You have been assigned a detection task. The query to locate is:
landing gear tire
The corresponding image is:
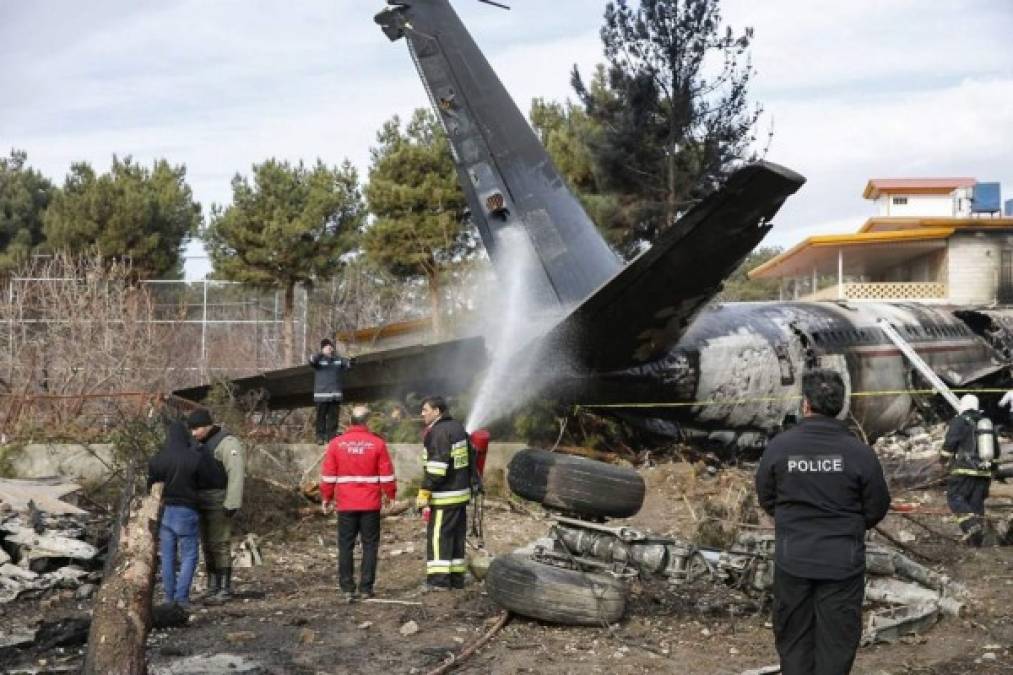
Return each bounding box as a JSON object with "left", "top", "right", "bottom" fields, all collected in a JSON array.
[
  {"left": 485, "top": 553, "right": 628, "bottom": 626},
  {"left": 507, "top": 448, "right": 646, "bottom": 519}
]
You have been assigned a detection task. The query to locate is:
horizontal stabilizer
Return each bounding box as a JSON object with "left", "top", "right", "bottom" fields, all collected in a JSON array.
[{"left": 542, "top": 161, "right": 806, "bottom": 372}]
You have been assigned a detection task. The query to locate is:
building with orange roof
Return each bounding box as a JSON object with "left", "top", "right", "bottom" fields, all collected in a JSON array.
[{"left": 749, "top": 178, "right": 1013, "bottom": 304}]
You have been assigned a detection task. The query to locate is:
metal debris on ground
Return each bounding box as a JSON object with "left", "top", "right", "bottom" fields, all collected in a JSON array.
[
  {"left": 0, "top": 477, "right": 88, "bottom": 515},
  {"left": 0, "top": 504, "right": 100, "bottom": 604},
  {"left": 502, "top": 506, "right": 971, "bottom": 645}
]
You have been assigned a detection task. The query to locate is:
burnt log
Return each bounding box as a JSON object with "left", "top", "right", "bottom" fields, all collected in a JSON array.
[{"left": 83, "top": 482, "right": 163, "bottom": 675}]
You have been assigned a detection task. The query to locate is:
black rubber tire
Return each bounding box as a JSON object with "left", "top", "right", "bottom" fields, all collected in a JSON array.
[
  {"left": 485, "top": 554, "right": 627, "bottom": 626},
  {"left": 507, "top": 448, "right": 646, "bottom": 518}
]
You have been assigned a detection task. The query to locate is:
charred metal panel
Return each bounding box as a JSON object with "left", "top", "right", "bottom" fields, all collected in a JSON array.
[{"left": 374, "top": 0, "right": 621, "bottom": 309}]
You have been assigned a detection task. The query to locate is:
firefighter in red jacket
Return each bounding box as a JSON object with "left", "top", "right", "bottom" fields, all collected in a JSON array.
[
  {"left": 320, "top": 405, "right": 396, "bottom": 602},
  {"left": 416, "top": 396, "right": 472, "bottom": 591}
]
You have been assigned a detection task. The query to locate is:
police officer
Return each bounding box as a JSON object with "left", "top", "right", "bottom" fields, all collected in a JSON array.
[
  {"left": 940, "top": 394, "right": 997, "bottom": 546},
  {"left": 755, "top": 369, "right": 891, "bottom": 675},
  {"left": 415, "top": 396, "right": 471, "bottom": 591},
  {"left": 309, "top": 338, "right": 352, "bottom": 444}
]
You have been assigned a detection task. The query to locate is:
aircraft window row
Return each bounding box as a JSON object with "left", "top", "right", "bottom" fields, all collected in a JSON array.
[
  {"left": 912, "top": 324, "right": 966, "bottom": 338},
  {"left": 809, "top": 323, "right": 967, "bottom": 345},
  {"left": 811, "top": 328, "right": 882, "bottom": 345}
]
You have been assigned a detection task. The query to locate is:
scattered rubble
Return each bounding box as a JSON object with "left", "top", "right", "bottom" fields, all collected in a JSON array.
[
  {"left": 0, "top": 483, "right": 102, "bottom": 604},
  {"left": 872, "top": 424, "right": 948, "bottom": 488},
  {"left": 0, "top": 477, "right": 88, "bottom": 515},
  {"left": 150, "top": 653, "right": 263, "bottom": 674},
  {"left": 0, "top": 455, "right": 1008, "bottom": 673}
]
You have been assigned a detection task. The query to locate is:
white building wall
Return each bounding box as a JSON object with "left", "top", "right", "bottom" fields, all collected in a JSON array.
[
  {"left": 953, "top": 186, "right": 974, "bottom": 217},
  {"left": 946, "top": 233, "right": 1000, "bottom": 304},
  {"left": 879, "top": 193, "right": 956, "bottom": 217}
]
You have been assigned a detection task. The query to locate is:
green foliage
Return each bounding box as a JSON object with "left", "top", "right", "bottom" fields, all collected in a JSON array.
[
  {"left": 363, "top": 109, "right": 476, "bottom": 335},
  {"left": 529, "top": 92, "right": 630, "bottom": 251},
  {"left": 43, "top": 156, "right": 201, "bottom": 279},
  {"left": 715, "top": 245, "right": 784, "bottom": 302},
  {"left": 529, "top": 98, "right": 598, "bottom": 193},
  {"left": 200, "top": 381, "right": 251, "bottom": 433},
  {"left": 108, "top": 415, "right": 166, "bottom": 469},
  {"left": 510, "top": 399, "right": 565, "bottom": 446},
  {"left": 571, "top": 0, "right": 766, "bottom": 259},
  {"left": 0, "top": 149, "right": 54, "bottom": 275},
  {"left": 204, "top": 157, "right": 363, "bottom": 363},
  {"left": 366, "top": 400, "right": 424, "bottom": 443},
  {"left": 205, "top": 158, "right": 363, "bottom": 289},
  {"left": 0, "top": 443, "right": 25, "bottom": 478}
]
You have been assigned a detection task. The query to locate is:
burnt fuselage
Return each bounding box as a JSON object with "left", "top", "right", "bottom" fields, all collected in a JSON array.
[{"left": 579, "top": 301, "right": 1008, "bottom": 443}]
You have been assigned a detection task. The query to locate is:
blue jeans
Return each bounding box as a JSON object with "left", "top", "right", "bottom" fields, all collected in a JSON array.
[{"left": 160, "top": 505, "right": 200, "bottom": 604}]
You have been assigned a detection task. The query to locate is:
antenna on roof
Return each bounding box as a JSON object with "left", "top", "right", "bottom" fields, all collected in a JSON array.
[{"left": 477, "top": 0, "right": 511, "bottom": 9}]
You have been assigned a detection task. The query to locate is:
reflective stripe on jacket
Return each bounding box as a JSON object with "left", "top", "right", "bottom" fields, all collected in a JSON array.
[
  {"left": 309, "top": 353, "right": 351, "bottom": 401},
  {"left": 422, "top": 416, "right": 471, "bottom": 507},
  {"left": 320, "top": 426, "right": 396, "bottom": 511}
]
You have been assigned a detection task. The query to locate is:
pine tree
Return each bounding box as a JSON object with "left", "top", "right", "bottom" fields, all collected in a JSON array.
[
  {"left": 0, "top": 149, "right": 55, "bottom": 274},
  {"left": 363, "top": 109, "right": 475, "bottom": 338},
  {"left": 43, "top": 156, "right": 201, "bottom": 279},
  {"left": 204, "top": 159, "right": 363, "bottom": 365},
  {"left": 572, "top": 0, "right": 767, "bottom": 259}
]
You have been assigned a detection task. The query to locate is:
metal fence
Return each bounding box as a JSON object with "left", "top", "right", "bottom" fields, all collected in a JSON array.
[{"left": 5, "top": 277, "right": 323, "bottom": 391}]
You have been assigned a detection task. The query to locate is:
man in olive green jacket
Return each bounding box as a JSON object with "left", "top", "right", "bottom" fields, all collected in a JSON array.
[{"left": 188, "top": 408, "right": 246, "bottom": 603}]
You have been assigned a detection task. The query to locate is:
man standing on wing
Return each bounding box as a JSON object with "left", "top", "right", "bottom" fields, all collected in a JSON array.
[
  {"left": 309, "top": 338, "right": 352, "bottom": 444},
  {"left": 755, "top": 369, "right": 891, "bottom": 675},
  {"left": 320, "top": 405, "right": 396, "bottom": 602}
]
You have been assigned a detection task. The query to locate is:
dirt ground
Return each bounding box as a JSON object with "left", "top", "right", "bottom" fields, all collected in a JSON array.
[{"left": 2, "top": 463, "right": 1012, "bottom": 674}]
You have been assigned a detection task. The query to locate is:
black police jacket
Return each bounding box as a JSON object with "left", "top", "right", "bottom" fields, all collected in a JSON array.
[
  {"left": 309, "top": 352, "right": 351, "bottom": 401},
  {"left": 755, "top": 415, "right": 891, "bottom": 580}
]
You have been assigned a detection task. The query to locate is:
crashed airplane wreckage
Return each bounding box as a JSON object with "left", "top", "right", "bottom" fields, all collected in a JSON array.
[
  {"left": 176, "top": 0, "right": 1013, "bottom": 449},
  {"left": 491, "top": 449, "right": 969, "bottom": 645},
  {"left": 0, "top": 478, "right": 100, "bottom": 607}
]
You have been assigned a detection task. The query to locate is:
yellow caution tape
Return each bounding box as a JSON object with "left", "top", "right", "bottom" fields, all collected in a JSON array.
[{"left": 576, "top": 388, "right": 1011, "bottom": 410}]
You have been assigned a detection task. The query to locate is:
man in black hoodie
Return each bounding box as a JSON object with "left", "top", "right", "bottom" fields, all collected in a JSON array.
[
  {"left": 755, "top": 369, "right": 891, "bottom": 675},
  {"left": 148, "top": 420, "right": 218, "bottom": 607}
]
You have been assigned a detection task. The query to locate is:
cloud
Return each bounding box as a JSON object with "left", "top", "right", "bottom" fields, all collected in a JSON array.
[
  {"left": 722, "top": 0, "right": 1013, "bottom": 95},
  {"left": 762, "top": 75, "right": 1013, "bottom": 246},
  {"left": 2, "top": 0, "right": 1012, "bottom": 280}
]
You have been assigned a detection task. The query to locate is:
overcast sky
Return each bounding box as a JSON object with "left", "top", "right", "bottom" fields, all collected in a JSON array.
[{"left": 2, "top": 0, "right": 1012, "bottom": 280}]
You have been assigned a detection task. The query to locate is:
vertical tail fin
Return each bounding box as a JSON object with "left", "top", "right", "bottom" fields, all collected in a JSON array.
[{"left": 376, "top": 0, "right": 621, "bottom": 311}]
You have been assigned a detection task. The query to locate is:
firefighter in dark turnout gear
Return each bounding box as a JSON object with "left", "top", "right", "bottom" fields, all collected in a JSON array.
[
  {"left": 756, "top": 369, "right": 891, "bottom": 675},
  {"left": 309, "top": 338, "right": 352, "bottom": 444},
  {"left": 417, "top": 396, "right": 471, "bottom": 590},
  {"left": 941, "top": 394, "right": 997, "bottom": 547}
]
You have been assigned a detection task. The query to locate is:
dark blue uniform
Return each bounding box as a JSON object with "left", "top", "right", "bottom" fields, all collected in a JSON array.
[
  {"left": 309, "top": 351, "right": 352, "bottom": 443},
  {"left": 756, "top": 415, "right": 890, "bottom": 675},
  {"left": 941, "top": 411, "right": 996, "bottom": 545}
]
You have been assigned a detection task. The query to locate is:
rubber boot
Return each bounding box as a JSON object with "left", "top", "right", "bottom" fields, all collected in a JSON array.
[
  {"left": 206, "top": 568, "right": 233, "bottom": 605},
  {"left": 960, "top": 517, "right": 984, "bottom": 548},
  {"left": 200, "top": 572, "right": 221, "bottom": 603}
]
